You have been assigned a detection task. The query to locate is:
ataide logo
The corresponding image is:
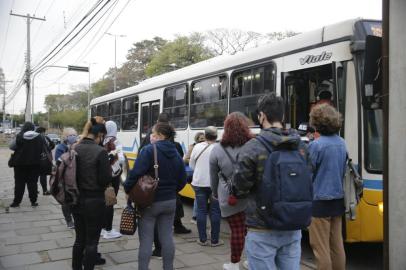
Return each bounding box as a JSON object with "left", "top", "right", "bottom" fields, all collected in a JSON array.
[{"left": 300, "top": 51, "right": 332, "bottom": 65}]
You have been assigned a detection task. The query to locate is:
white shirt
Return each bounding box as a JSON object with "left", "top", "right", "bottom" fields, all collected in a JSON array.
[{"left": 189, "top": 141, "right": 215, "bottom": 187}]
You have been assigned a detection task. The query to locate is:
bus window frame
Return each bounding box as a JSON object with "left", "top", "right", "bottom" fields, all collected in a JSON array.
[
  {"left": 189, "top": 73, "right": 229, "bottom": 130},
  {"left": 163, "top": 84, "right": 189, "bottom": 131},
  {"left": 121, "top": 95, "right": 139, "bottom": 132},
  {"left": 108, "top": 98, "right": 122, "bottom": 129},
  {"left": 229, "top": 61, "right": 277, "bottom": 127}
]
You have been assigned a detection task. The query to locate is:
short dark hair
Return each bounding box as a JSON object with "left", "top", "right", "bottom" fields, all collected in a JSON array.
[
  {"left": 153, "top": 122, "right": 176, "bottom": 140},
  {"left": 157, "top": 112, "right": 170, "bottom": 123},
  {"left": 257, "top": 93, "right": 284, "bottom": 123}
]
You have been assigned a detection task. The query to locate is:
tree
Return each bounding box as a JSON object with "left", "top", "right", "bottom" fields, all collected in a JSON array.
[
  {"left": 205, "top": 29, "right": 263, "bottom": 55},
  {"left": 145, "top": 33, "right": 213, "bottom": 77}
]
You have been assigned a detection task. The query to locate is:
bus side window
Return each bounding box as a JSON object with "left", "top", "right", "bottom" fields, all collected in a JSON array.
[
  {"left": 122, "top": 95, "right": 139, "bottom": 131},
  {"left": 108, "top": 100, "right": 122, "bottom": 129},
  {"left": 190, "top": 75, "right": 228, "bottom": 128},
  {"left": 163, "top": 85, "right": 188, "bottom": 129},
  {"left": 230, "top": 62, "right": 276, "bottom": 125}
]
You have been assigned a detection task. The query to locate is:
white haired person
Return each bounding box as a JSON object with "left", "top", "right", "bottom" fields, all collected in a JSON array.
[
  {"left": 54, "top": 127, "right": 78, "bottom": 229},
  {"left": 101, "top": 120, "right": 125, "bottom": 239}
]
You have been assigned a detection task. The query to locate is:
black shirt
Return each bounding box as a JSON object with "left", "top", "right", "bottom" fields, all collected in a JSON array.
[{"left": 312, "top": 199, "right": 345, "bottom": 218}]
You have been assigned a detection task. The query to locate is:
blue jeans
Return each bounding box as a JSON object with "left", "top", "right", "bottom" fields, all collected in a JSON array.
[
  {"left": 193, "top": 186, "right": 221, "bottom": 243},
  {"left": 245, "top": 230, "right": 301, "bottom": 270}
]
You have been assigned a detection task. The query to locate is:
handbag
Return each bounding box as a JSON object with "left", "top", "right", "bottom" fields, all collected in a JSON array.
[
  {"left": 129, "top": 143, "right": 159, "bottom": 208},
  {"left": 105, "top": 186, "right": 117, "bottom": 206},
  {"left": 39, "top": 136, "right": 53, "bottom": 175},
  {"left": 119, "top": 204, "right": 138, "bottom": 235},
  {"left": 8, "top": 153, "right": 16, "bottom": 168}
]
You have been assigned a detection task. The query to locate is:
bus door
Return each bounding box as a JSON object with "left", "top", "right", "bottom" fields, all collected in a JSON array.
[
  {"left": 140, "top": 100, "right": 160, "bottom": 143},
  {"left": 281, "top": 63, "right": 339, "bottom": 130}
]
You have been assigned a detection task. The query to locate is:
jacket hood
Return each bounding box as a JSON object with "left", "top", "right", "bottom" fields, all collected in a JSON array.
[
  {"left": 23, "top": 131, "right": 40, "bottom": 140},
  {"left": 155, "top": 140, "right": 179, "bottom": 158},
  {"left": 259, "top": 128, "right": 301, "bottom": 149},
  {"left": 105, "top": 121, "right": 117, "bottom": 138}
]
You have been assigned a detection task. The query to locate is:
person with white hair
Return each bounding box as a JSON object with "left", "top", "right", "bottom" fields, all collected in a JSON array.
[
  {"left": 101, "top": 120, "right": 125, "bottom": 239},
  {"left": 54, "top": 127, "right": 78, "bottom": 229}
]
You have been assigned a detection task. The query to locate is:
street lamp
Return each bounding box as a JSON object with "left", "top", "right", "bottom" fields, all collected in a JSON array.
[{"left": 105, "top": 32, "right": 126, "bottom": 92}]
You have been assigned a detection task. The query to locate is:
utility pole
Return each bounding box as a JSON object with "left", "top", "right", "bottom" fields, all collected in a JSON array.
[
  {"left": 105, "top": 33, "right": 126, "bottom": 92},
  {"left": 10, "top": 11, "right": 45, "bottom": 122}
]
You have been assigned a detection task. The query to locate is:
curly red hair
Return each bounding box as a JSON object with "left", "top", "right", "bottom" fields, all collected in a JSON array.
[{"left": 221, "top": 112, "right": 254, "bottom": 147}]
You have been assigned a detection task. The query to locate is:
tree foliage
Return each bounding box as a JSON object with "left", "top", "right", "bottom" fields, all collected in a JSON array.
[
  {"left": 205, "top": 29, "right": 263, "bottom": 55},
  {"left": 145, "top": 33, "right": 213, "bottom": 77}
]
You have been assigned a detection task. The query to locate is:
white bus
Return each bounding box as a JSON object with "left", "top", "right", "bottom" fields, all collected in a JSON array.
[{"left": 90, "top": 18, "right": 383, "bottom": 242}]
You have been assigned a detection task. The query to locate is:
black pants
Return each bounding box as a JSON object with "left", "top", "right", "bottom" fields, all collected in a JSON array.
[
  {"left": 62, "top": 204, "right": 73, "bottom": 223},
  {"left": 72, "top": 195, "right": 105, "bottom": 270},
  {"left": 13, "top": 167, "right": 39, "bottom": 204},
  {"left": 38, "top": 174, "right": 48, "bottom": 193},
  {"left": 103, "top": 176, "right": 120, "bottom": 231},
  {"left": 154, "top": 195, "right": 184, "bottom": 250}
]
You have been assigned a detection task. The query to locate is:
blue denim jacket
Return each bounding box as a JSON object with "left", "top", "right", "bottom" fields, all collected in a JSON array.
[{"left": 308, "top": 135, "right": 347, "bottom": 200}]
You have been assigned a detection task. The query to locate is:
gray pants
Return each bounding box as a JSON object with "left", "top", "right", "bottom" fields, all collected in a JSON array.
[{"left": 138, "top": 199, "right": 176, "bottom": 270}]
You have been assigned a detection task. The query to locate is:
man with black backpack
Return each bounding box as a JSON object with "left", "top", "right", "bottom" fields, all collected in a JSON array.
[{"left": 232, "top": 93, "right": 313, "bottom": 270}]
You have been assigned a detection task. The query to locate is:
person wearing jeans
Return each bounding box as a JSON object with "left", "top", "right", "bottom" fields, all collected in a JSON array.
[
  {"left": 190, "top": 126, "right": 223, "bottom": 246},
  {"left": 124, "top": 122, "right": 187, "bottom": 270},
  {"left": 193, "top": 186, "right": 221, "bottom": 244}
]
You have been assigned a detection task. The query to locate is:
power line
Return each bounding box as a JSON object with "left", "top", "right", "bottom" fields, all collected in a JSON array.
[
  {"left": 31, "top": 0, "right": 105, "bottom": 72},
  {"left": 31, "top": 0, "right": 56, "bottom": 48},
  {"left": 48, "top": 0, "right": 119, "bottom": 66},
  {"left": 74, "top": 0, "right": 131, "bottom": 64}
]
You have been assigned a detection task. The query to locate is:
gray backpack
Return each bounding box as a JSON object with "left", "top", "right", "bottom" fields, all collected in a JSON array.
[{"left": 50, "top": 149, "right": 80, "bottom": 206}]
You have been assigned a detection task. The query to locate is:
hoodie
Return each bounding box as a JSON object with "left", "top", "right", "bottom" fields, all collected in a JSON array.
[
  {"left": 124, "top": 140, "right": 187, "bottom": 203},
  {"left": 104, "top": 121, "right": 125, "bottom": 165},
  {"left": 233, "top": 128, "right": 308, "bottom": 229},
  {"left": 12, "top": 131, "right": 44, "bottom": 167}
]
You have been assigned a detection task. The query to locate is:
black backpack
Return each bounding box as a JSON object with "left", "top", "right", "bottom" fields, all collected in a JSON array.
[{"left": 256, "top": 135, "right": 313, "bottom": 230}]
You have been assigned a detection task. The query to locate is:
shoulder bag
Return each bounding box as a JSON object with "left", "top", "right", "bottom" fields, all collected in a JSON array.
[
  {"left": 129, "top": 143, "right": 159, "bottom": 208},
  {"left": 39, "top": 135, "right": 53, "bottom": 175}
]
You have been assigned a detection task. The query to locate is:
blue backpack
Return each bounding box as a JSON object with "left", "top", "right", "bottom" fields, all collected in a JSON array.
[{"left": 256, "top": 135, "right": 313, "bottom": 230}]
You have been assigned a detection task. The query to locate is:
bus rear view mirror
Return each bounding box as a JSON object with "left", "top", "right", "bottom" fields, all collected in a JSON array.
[{"left": 363, "top": 35, "right": 382, "bottom": 109}]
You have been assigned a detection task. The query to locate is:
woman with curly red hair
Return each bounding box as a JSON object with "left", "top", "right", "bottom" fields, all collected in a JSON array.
[{"left": 210, "top": 112, "right": 253, "bottom": 270}]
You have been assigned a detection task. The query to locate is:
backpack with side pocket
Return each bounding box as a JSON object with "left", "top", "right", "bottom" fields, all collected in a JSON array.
[
  {"left": 256, "top": 134, "right": 313, "bottom": 230},
  {"left": 49, "top": 148, "right": 80, "bottom": 206}
]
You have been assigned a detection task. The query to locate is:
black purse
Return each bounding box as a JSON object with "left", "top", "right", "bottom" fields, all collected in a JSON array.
[
  {"left": 8, "top": 153, "right": 16, "bottom": 168},
  {"left": 39, "top": 136, "right": 53, "bottom": 175}
]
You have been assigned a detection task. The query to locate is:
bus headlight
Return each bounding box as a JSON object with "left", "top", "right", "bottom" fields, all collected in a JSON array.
[{"left": 378, "top": 202, "right": 384, "bottom": 215}]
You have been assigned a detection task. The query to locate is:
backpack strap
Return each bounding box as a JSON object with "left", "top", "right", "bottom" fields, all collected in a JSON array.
[
  {"left": 194, "top": 143, "right": 211, "bottom": 164},
  {"left": 256, "top": 135, "right": 273, "bottom": 153},
  {"left": 220, "top": 145, "right": 237, "bottom": 165}
]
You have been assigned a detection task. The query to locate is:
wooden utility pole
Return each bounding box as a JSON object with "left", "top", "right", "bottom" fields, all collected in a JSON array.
[{"left": 10, "top": 11, "right": 45, "bottom": 122}]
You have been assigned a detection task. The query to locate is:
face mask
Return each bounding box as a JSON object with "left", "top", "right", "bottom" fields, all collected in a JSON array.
[{"left": 66, "top": 135, "right": 77, "bottom": 145}]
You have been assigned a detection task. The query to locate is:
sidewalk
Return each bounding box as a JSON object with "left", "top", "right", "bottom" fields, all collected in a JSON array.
[{"left": 0, "top": 147, "right": 315, "bottom": 270}]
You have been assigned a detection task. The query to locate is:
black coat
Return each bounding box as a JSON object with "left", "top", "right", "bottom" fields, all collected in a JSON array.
[{"left": 13, "top": 132, "right": 44, "bottom": 167}]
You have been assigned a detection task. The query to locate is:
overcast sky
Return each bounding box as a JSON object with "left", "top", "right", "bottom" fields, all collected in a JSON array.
[{"left": 0, "top": 0, "right": 382, "bottom": 114}]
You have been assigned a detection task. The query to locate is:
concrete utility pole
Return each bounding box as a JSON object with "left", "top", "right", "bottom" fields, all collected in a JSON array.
[
  {"left": 105, "top": 32, "right": 126, "bottom": 92},
  {"left": 386, "top": 0, "right": 406, "bottom": 269},
  {"left": 10, "top": 11, "right": 45, "bottom": 122}
]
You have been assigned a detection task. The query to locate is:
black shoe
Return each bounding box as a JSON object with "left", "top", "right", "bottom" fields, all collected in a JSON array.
[
  {"left": 151, "top": 249, "right": 162, "bottom": 258},
  {"left": 31, "top": 202, "right": 38, "bottom": 207},
  {"left": 9, "top": 202, "right": 20, "bottom": 208},
  {"left": 174, "top": 225, "right": 192, "bottom": 234},
  {"left": 43, "top": 191, "right": 51, "bottom": 196},
  {"left": 83, "top": 253, "right": 106, "bottom": 266}
]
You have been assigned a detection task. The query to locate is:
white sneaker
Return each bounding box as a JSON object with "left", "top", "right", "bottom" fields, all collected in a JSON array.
[
  {"left": 100, "top": 229, "right": 107, "bottom": 237},
  {"left": 190, "top": 218, "right": 197, "bottom": 225},
  {"left": 242, "top": 260, "right": 249, "bottom": 269},
  {"left": 103, "top": 229, "right": 122, "bottom": 239},
  {"left": 223, "top": 262, "right": 240, "bottom": 270}
]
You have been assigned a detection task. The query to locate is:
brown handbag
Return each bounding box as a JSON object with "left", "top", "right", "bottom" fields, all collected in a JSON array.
[
  {"left": 105, "top": 186, "right": 117, "bottom": 206},
  {"left": 119, "top": 204, "right": 137, "bottom": 235},
  {"left": 129, "top": 143, "right": 159, "bottom": 208}
]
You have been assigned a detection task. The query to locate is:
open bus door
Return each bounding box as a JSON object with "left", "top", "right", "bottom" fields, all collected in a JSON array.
[{"left": 140, "top": 100, "right": 160, "bottom": 144}]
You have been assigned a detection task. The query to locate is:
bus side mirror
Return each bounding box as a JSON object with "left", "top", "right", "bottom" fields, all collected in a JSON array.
[{"left": 363, "top": 35, "right": 382, "bottom": 109}]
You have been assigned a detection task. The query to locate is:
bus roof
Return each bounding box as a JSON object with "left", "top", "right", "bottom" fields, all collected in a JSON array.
[{"left": 91, "top": 18, "right": 363, "bottom": 105}]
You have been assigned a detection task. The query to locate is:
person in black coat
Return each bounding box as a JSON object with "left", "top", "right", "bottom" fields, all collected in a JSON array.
[
  {"left": 9, "top": 122, "right": 45, "bottom": 207},
  {"left": 36, "top": 126, "right": 55, "bottom": 195}
]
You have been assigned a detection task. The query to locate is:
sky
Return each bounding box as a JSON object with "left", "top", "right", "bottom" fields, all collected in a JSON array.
[{"left": 0, "top": 0, "right": 382, "bottom": 114}]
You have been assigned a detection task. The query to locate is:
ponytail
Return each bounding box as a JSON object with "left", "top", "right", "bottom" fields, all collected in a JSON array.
[{"left": 81, "top": 116, "right": 106, "bottom": 139}]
